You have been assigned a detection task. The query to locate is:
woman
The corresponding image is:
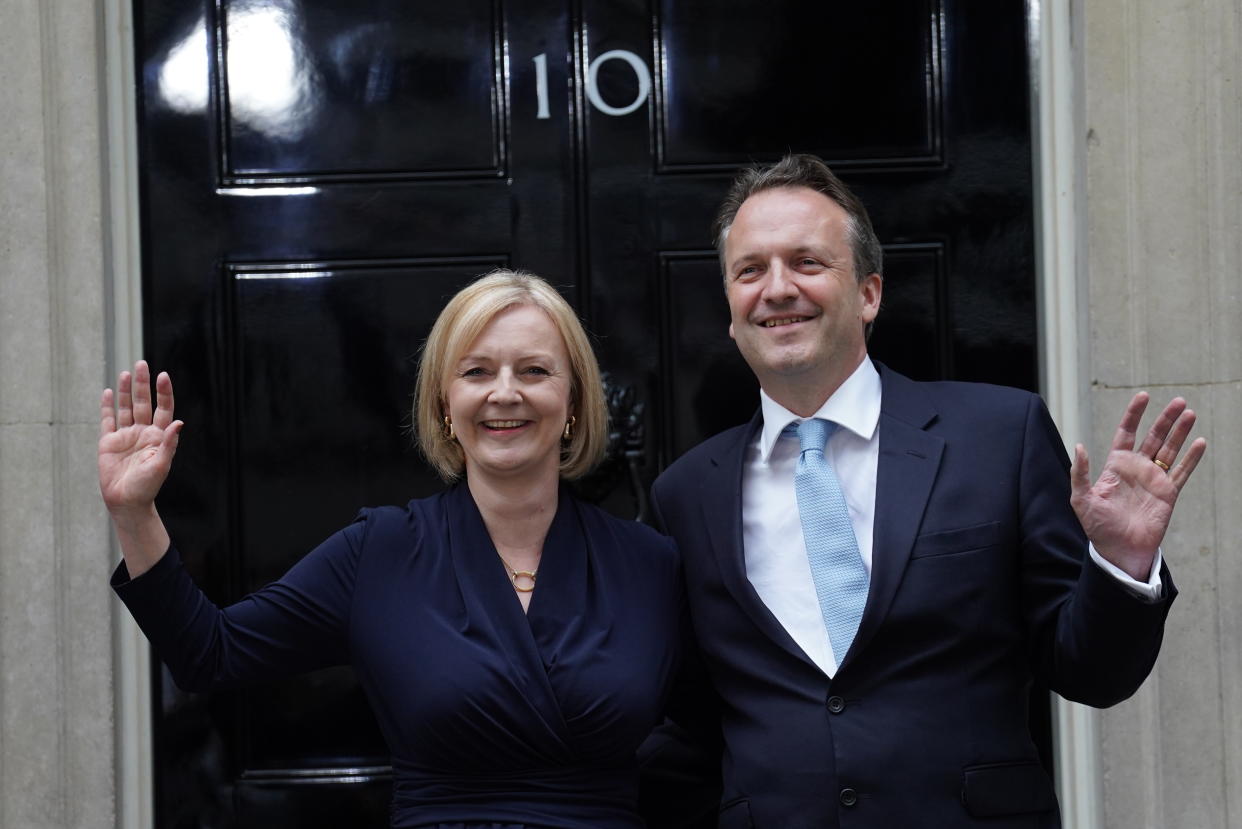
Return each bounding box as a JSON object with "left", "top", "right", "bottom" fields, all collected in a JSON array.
[{"left": 103, "top": 271, "right": 684, "bottom": 827}]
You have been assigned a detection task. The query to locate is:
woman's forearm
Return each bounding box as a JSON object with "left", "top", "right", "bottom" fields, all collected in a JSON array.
[{"left": 110, "top": 503, "right": 171, "bottom": 578}]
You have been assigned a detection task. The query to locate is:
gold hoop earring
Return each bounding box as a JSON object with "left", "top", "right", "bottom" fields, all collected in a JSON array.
[
  {"left": 563, "top": 415, "right": 576, "bottom": 441},
  {"left": 442, "top": 415, "right": 455, "bottom": 440}
]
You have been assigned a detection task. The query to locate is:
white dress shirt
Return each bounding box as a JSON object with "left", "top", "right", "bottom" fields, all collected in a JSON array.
[{"left": 741, "top": 357, "right": 1162, "bottom": 678}]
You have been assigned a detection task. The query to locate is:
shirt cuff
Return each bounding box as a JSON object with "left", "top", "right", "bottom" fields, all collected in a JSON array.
[{"left": 1088, "top": 543, "right": 1164, "bottom": 602}]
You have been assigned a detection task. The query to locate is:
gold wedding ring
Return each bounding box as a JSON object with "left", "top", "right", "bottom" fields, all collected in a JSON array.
[{"left": 1153, "top": 458, "right": 1170, "bottom": 472}]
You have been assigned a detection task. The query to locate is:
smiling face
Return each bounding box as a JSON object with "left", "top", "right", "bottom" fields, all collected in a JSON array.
[
  {"left": 444, "top": 303, "right": 573, "bottom": 486},
  {"left": 723, "top": 186, "right": 882, "bottom": 414}
]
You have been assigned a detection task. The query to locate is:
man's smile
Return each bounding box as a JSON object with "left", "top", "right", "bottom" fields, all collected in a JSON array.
[{"left": 760, "top": 315, "right": 815, "bottom": 328}]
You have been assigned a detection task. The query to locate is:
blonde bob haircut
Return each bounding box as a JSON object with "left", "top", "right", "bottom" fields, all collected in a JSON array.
[{"left": 414, "top": 269, "right": 608, "bottom": 482}]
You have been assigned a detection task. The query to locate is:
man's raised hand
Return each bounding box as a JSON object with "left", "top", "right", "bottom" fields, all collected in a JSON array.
[{"left": 1070, "top": 392, "right": 1207, "bottom": 581}]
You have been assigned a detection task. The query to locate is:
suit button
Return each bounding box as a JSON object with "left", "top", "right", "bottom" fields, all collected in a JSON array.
[
  {"left": 840, "top": 788, "right": 858, "bottom": 807},
  {"left": 826, "top": 695, "right": 846, "bottom": 714}
]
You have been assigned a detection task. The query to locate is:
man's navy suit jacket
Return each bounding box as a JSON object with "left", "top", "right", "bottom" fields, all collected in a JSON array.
[{"left": 649, "top": 364, "right": 1175, "bottom": 828}]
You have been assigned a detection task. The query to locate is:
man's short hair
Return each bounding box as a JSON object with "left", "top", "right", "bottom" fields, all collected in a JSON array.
[{"left": 714, "top": 153, "right": 883, "bottom": 285}]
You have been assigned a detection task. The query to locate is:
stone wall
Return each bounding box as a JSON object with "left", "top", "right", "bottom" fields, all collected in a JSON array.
[
  {"left": 0, "top": 1, "right": 118, "bottom": 827},
  {"left": 1084, "top": 1, "right": 1242, "bottom": 827}
]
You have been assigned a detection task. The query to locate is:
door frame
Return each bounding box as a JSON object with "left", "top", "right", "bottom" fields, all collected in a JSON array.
[
  {"left": 103, "top": 1, "right": 1098, "bottom": 825},
  {"left": 103, "top": 0, "right": 154, "bottom": 826},
  {"left": 1027, "top": 2, "right": 1105, "bottom": 828}
]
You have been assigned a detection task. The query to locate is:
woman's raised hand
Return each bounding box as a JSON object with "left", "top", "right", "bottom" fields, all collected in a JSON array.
[{"left": 98, "top": 360, "right": 183, "bottom": 518}]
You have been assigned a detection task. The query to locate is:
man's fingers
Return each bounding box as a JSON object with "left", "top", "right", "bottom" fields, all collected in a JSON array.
[
  {"left": 153, "top": 371, "right": 176, "bottom": 429},
  {"left": 100, "top": 388, "right": 116, "bottom": 436},
  {"left": 1135, "top": 396, "right": 1187, "bottom": 459},
  {"left": 1070, "top": 443, "right": 1091, "bottom": 498},
  {"left": 1152, "top": 408, "right": 1196, "bottom": 468},
  {"left": 1170, "top": 436, "right": 1207, "bottom": 490},
  {"left": 1110, "top": 391, "right": 1150, "bottom": 452}
]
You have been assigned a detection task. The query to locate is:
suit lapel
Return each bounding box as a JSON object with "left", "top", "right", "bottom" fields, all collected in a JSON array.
[
  {"left": 702, "top": 412, "right": 824, "bottom": 671},
  {"left": 846, "top": 366, "right": 943, "bottom": 667}
]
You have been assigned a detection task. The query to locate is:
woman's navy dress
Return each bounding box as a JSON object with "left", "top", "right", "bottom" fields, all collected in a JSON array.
[{"left": 112, "top": 484, "right": 684, "bottom": 828}]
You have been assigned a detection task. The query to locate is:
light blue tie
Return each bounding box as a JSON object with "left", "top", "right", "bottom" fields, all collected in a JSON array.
[{"left": 793, "top": 418, "right": 869, "bottom": 664}]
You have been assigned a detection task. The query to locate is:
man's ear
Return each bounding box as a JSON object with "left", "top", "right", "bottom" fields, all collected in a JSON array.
[{"left": 859, "top": 273, "right": 883, "bottom": 323}]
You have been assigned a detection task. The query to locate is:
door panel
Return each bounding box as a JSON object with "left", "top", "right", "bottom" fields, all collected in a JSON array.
[
  {"left": 657, "top": 0, "right": 941, "bottom": 169},
  {"left": 221, "top": 1, "right": 505, "bottom": 180},
  {"left": 135, "top": 0, "right": 1040, "bottom": 824}
]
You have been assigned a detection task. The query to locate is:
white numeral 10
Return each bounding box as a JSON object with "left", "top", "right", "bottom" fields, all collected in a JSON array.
[{"left": 533, "top": 50, "right": 652, "bottom": 119}]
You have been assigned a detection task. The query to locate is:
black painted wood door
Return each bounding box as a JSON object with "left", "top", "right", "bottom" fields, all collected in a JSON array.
[{"left": 135, "top": 1, "right": 1039, "bottom": 825}]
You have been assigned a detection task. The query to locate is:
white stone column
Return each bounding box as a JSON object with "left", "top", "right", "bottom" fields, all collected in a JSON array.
[
  {"left": 0, "top": 1, "right": 118, "bottom": 826},
  {"left": 1082, "top": 0, "right": 1242, "bottom": 826}
]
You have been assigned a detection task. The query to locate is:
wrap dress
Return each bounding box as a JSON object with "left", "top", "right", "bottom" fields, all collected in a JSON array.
[{"left": 113, "top": 483, "right": 685, "bottom": 828}]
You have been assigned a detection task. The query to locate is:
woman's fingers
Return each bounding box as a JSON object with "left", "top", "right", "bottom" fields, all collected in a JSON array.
[
  {"left": 108, "top": 361, "right": 175, "bottom": 430},
  {"left": 131, "top": 361, "right": 154, "bottom": 426},
  {"left": 152, "top": 371, "right": 176, "bottom": 429},
  {"left": 159, "top": 420, "right": 184, "bottom": 462},
  {"left": 117, "top": 369, "right": 134, "bottom": 428}
]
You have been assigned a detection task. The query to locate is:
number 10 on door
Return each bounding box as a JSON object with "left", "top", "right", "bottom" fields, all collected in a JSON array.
[{"left": 533, "top": 51, "right": 652, "bottom": 119}]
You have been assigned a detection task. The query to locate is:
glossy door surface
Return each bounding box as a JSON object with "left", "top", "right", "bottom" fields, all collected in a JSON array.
[{"left": 135, "top": 1, "right": 1040, "bottom": 824}]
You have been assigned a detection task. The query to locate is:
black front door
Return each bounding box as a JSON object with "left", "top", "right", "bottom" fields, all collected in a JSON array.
[{"left": 135, "top": 1, "right": 1038, "bottom": 825}]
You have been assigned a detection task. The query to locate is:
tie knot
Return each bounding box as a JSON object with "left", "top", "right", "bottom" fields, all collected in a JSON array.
[{"left": 796, "top": 418, "right": 836, "bottom": 454}]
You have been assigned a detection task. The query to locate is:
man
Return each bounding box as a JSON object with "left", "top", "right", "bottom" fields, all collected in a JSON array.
[{"left": 648, "top": 154, "right": 1205, "bottom": 827}]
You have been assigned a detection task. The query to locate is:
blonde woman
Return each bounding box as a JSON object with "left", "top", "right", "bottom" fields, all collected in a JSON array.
[{"left": 103, "top": 271, "right": 685, "bottom": 828}]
